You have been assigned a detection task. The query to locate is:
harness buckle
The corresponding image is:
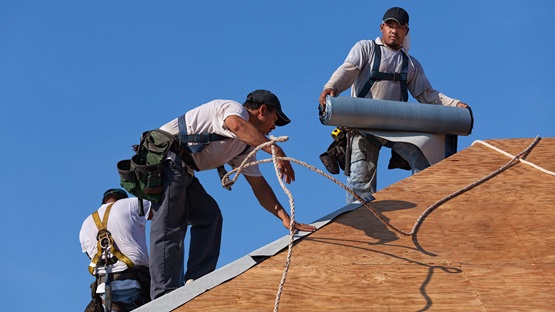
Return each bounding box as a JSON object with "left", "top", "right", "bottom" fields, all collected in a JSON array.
[
  {"left": 96, "top": 229, "right": 118, "bottom": 266},
  {"left": 97, "top": 229, "right": 111, "bottom": 249}
]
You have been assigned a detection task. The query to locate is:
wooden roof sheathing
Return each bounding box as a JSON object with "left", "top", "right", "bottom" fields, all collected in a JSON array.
[{"left": 167, "top": 138, "right": 555, "bottom": 311}]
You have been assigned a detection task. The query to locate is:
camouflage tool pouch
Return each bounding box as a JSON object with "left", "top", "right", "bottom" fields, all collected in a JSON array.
[
  {"left": 117, "top": 157, "right": 164, "bottom": 203},
  {"left": 117, "top": 129, "right": 177, "bottom": 203}
]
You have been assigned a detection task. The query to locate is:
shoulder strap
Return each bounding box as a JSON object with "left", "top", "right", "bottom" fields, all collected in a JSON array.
[
  {"left": 399, "top": 50, "right": 409, "bottom": 102},
  {"left": 178, "top": 114, "right": 230, "bottom": 153},
  {"left": 358, "top": 41, "right": 409, "bottom": 102},
  {"left": 358, "top": 40, "right": 381, "bottom": 98},
  {"left": 91, "top": 203, "right": 112, "bottom": 230},
  {"left": 88, "top": 204, "right": 135, "bottom": 275}
]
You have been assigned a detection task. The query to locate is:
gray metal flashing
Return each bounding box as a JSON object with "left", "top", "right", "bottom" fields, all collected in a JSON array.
[{"left": 135, "top": 202, "right": 362, "bottom": 312}]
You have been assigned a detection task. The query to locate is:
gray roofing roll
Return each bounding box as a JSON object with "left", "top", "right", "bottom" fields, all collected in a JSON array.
[{"left": 319, "top": 96, "right": 473, "bottom": 136}]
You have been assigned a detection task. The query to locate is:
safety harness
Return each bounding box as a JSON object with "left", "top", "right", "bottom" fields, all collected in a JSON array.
[
  {"left": 88, "top": 203, "right": 134, "bottom": 275},
  {"left": 358, "top": 40, "right": 409, "bottom": 101},
  {"left": 87, "top": 203, "right": 137, "bottom": 312}
]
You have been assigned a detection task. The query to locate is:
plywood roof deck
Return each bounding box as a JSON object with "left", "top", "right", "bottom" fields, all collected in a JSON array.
[{"left": 176, "top": 138, "right": 555, "bottom": 311}]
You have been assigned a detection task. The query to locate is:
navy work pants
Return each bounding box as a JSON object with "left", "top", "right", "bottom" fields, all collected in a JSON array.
[{"left": 149, "top": 159, "right": 222, "bottom": 299}]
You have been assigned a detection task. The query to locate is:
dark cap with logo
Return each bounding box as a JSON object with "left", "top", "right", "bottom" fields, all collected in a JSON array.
[
  {"left": 246, "top": 89, "right": 291, "bottom": 126},
  {"left": 383, "top": 7, "right": 409, "bottom": 26},
  {"left": 102, "top": 188, "right": 128, "bottom": 204}
]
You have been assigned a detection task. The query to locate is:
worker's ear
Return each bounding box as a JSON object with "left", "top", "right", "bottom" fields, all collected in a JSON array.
[
  {"left": 259, "top": 104, "right": 269, "bottom": 116},
  {"left": 406, "top": 27, "right": 410, "bottom": 35}
]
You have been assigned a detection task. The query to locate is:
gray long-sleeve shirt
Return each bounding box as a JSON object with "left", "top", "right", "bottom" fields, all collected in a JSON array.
[{"left": 324, "top": 37, "right": 460, "bottom": 107}]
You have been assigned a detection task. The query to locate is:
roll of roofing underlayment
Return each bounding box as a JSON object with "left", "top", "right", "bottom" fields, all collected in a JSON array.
[{"left": 319, "top": 96, "right": 473, "bottom": 136}]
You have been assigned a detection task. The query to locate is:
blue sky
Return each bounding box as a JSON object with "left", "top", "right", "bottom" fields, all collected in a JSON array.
[{"left": 1, "top": 1, "right": 554, "bottom": 311}]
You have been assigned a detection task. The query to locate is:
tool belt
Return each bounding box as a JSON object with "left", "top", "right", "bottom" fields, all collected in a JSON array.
[
  {"left": 319, "top": 135, "right": 346, "bottom": 175},
  {"left": 118, "top": 129, "right": 199, "bottom": 207}
]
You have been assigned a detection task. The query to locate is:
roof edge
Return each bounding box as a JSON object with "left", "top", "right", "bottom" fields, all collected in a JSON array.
[{"left": 135, "top": 202, "right": 363, "bottom": 311}]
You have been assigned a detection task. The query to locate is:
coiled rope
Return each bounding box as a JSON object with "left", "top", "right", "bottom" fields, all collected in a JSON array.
[{"left": 222, "top": 135, "right": 550, "bottom": 311}]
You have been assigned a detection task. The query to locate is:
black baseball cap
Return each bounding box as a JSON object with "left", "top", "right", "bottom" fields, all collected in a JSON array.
[
  {"left": 102, "top": 188, "right": 128, "bottom": 204},
  {"left": 383, "top": 7, "right": 409, "bottom": 26},
  {"left": 246, "top": 89, "right": 291, "bottom": 126}
]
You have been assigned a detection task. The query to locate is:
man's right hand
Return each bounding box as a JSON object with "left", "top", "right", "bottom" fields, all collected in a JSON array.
[
  {"left": 319, "top": 88, "right": 336, "bottom": 107},
  {"left": 286, "top": 220, "right": 316, "bottom": 233},
  {"left": 273, "top": 145, "right": 295, "bottom": 184}
]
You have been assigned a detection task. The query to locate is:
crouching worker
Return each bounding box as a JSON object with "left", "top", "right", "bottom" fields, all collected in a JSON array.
[
  {"left": 148, "top": 89, "right": 316, "bottom": 299},
  {"left": 79, "top": 188, "right": 152, "bottom": 312}
]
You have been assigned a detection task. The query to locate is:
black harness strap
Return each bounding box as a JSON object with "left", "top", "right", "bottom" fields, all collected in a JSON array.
[
  {"left": 177, "top": 113, "right": 251, "bottom": 156},
  {"left": 178, "top": 114, "right": 229, "bottom": 153},
  {"left": 358, "top": 41, "right": 409, "bottom": 102}
]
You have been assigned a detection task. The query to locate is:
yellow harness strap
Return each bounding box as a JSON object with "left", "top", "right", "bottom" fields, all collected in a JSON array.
[{"left": 88, "top": 203, "right": 135, "bottom": 275}]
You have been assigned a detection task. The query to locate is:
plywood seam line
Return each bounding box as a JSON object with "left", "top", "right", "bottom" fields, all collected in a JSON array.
[
  {"left": 472, "top": 138, "right": 555, "bottom": 177},
  {"left": 221, "top": 135, "right": 542, "bottom": 311}
]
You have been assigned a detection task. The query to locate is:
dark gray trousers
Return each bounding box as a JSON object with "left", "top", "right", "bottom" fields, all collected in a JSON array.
[
  {"left": 149, "top": 159, "right": 222, "bottom": 299},
  {"left": 347, "top": 133, "right": 431, "bottom": 203}
]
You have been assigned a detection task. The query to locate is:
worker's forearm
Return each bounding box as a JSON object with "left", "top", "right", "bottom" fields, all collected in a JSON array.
[
  {"left": 246, "top": 175, "right": 289, "bottom": 221},
  {"left": 224, "top": 115, "right": 274, "bottom": 154}
]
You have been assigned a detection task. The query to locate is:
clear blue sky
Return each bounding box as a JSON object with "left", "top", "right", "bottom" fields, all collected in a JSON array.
[{"left": 1, "top": 1, "right": 553, "bottom": 311}]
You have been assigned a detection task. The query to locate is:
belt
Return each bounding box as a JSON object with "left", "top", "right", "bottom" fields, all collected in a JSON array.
[{"left": 96, "top": 270, "right": 139, "bottom": 284}]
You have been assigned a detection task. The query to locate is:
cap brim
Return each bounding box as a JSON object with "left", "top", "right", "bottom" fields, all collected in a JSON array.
[
  {"left": 275, "top": 110, "right": 291, "bottom": 127},
  {"left": 383, "top": 17, "right": 407, "bottom": 25}
]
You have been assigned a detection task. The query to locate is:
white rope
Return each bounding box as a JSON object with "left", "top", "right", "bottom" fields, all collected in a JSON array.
[
  {"left": 221, "top": 136, "right": 376, "bottom": 312},
  {"left": 270, "top": 143, "right": 295, "bottom": 312},
  {"left": 221, "top": 135, "right": 547, "bottom": 310},
  {"left": 472, "top": 139, "right": 555, "bottom": 176}
]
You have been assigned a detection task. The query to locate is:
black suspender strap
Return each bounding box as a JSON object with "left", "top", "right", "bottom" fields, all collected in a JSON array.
[
  {"left": 358, "top": 42, "right": 382, "bottom": 98},
  {"left": 399, "top": 51, "right": 409, "bottom": 102}
]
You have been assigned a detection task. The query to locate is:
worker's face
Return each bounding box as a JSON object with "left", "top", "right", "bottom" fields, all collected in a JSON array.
[
  {"left": 380, "top": 20, "right": 409, "bottom": 50},
  {"left": 256, "top": 105, "right": 278, "bottom": 135}
]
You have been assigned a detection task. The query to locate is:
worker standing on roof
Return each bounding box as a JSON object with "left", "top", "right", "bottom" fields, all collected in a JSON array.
[
  {"left": 79, "top": 188, "right": 152, "bottom": 312},
  {"left": 149, "top": 89, "right": 316, "bottom": 299},
  {"left": 318, "top": 7, "right": 471, "bottom": 203}
]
